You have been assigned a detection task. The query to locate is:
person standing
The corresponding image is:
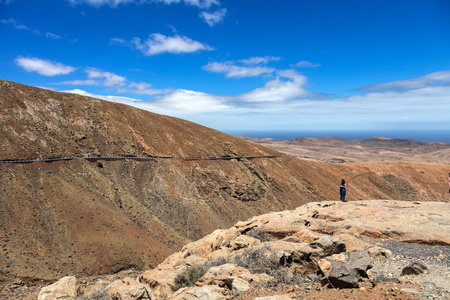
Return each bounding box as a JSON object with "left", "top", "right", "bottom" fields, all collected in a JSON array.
[
  {"left": 448, "top": 173, "right": 450, "bottom": 193},
  {"left": 340, "top": 179, "right": 347, "bottom": 202}
]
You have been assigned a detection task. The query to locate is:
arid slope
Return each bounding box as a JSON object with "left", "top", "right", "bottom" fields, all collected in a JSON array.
[{"left": 0, "top": 79, "right": 448, "bottom": 283}]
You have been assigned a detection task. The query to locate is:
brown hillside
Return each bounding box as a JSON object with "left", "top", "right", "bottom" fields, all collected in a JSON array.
[{"left": 0, "top": 79, "right": 448, "bottom": 284}]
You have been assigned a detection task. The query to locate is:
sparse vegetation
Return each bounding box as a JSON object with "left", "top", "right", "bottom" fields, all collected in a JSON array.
[
  {"left": 235, "top": 245, "right": 280, "bottom": 275},
  {"left": 208, "top": 256, "right": 229, "bottom": 267},
  {"left": 97, "top": 162, "right": 104, "bottom": 168},
  {"left": 171, "top": 257, "right": 230, "bottom": 292},
  {"left": 245, "top": 227, "right": 272, "bottom": 242},
  {"left": 235, "top": 245, "right": 305, "bottom": 287},
  {"left": 172, "top": 264, "right": 209, "bottom": 291}
]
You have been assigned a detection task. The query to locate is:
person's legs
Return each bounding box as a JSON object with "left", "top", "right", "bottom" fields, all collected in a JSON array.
[{"left": 340, "top": 190, "right": 346, "bottom": 202}]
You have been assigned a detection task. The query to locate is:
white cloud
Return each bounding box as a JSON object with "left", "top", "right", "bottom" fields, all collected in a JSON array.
[
  {"left": 239, "top": 56, "right": 281, "bottom": 65},
  {"left": 15, "top": 57, "right": 76, "bottom": 76},
  {"left": 131, "top": 33, "right": 214, "bottom": 56},
  {"left": 59, "top": 68, "right": 168, "bottom": 96},
  {"left": 109, "top": 38, "right": 128, "bottom": 45},
  {"left": 45, "top": 32, "right": 63, "bottom": 39},
  {"left": 69, "top": 0, "right": 219, "bottom": 8},
  {"left": 295, "top": 60, "right": 321, "bottom": 68},
  {"left": 357, "top": 71, "right": 450, "bottom": 92},
  {"left": 199, "top": 8, "right": 226, "bottom": 26},
  {"left": 1, "top": 18, "right": 30, "bottom": 30},
  {"left": 61, "top": 69, "right": 450, "bottom": 132},
  {"left": 63, "top": 88, "right": 145, "bottom": 104},
  {"left": 203, "top": 61, "right": 275, "bottom": 78},
  {"left": 85, "top": 68, "right": 126, "bottom": 86},
  {"left": 154, "top": 0, "right": 181, "bottom": 4},
  {"left": 118, "top": 81, "right": 171, "bottom": 95},
  {"left": 184, "top": 0, "right": 218, "bottom": 8},
  {"left": 60, "top": 79, "right": 99, "bottom": 86},
  {"left": 203, "top": 56, "right": 282, "bottom": 78},
  {"left": 69, "top": 0, "right": 225, "bottom": 24},
  {"left": 2, "top": 18, "right": 65, "bottom": 40},
  {"left": 151, "top": 89, "right": 231, "bottom": 113},
  {"left": 155, "top": 0, "right": 219, "bottom": 8},
  {"left": 238, "top": 69, "right": 316, "bottom": 102},
  {"left": 68, "top": 0, "right": 135, "bottom": 7},
  {"left": 62, "top": 88, "right": 230, "bottom": 115},
  {"left": 168, "top": 24, "right": 178, "bottom": 33},
  {"left": 62, "top": 68, "right": 315, "bottom": 115}
]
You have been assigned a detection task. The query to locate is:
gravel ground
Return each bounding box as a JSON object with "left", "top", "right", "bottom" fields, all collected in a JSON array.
[{"left": 366, "top": 237, "right": 450, "bottom": 300}]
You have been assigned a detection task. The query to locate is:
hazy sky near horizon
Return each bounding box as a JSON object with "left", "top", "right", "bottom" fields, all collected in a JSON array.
[{"left": 1, "top": 0, "right": 449, "bottom": 133}]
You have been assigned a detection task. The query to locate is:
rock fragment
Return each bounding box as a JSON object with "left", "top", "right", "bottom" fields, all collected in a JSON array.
[
  {"left": 401, "top": 262, "right": 428, "bottom": 276},
  {"left": 38, "top": 276, "right": 78, "bottom": 300},
  {"left": 319, "top": 250, "right": 372, "bottom": 288}
]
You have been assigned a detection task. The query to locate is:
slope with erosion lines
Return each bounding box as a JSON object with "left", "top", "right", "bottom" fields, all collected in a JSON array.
[{"left": 0, "top": 79, "right": 448, "bottom": 284}]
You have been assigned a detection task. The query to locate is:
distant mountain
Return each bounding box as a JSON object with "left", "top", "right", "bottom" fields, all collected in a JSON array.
[
  {"left": 241, "top": 135, "right": 450, "bottom": 163},
  {"left": 0, "top": 79, "right": 448, "bottom": 285}
]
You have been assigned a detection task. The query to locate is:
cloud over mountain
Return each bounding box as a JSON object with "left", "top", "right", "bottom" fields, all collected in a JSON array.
[{"left": 64, "top": 70, "right": 450, "bottom": 131}]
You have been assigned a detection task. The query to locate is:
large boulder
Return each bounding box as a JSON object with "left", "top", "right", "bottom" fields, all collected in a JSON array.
[
  {"left": 319, "top": 250, "right": 372, "bottom": 288},
  {"left": 309, "top": 235, "right": 346, "bottom": 257},
  {"left": 38, "top": 276, "right": 78, "bottom": 300}
]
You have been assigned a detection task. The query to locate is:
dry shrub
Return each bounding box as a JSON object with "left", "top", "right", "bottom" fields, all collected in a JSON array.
[
  {"left": 235, "top": 245, "right": 305, "bottom": 288},
  {"left": 245, "top": 227, "right": 271, "bottom": 242},
  {"left": 172, "top": 264, "right": 208, "bottom": 292}
]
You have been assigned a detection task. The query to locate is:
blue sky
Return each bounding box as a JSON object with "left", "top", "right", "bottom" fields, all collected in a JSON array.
[{"left": 1, "top": 0, "right": 450, "bottom": 136}]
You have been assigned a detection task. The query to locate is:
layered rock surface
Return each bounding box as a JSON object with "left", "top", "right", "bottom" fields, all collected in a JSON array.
[{"left": 38, "top": 200, "right": 449, "bottom": 299}]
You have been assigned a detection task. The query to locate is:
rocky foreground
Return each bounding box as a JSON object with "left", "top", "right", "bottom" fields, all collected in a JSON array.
[{"left": 31, "top": 200, "right": 450, "bottom": 300}]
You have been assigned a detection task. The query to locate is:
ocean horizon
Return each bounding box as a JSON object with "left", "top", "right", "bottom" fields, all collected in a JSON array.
[{"left": 226, "top": 130, "right": 450, "bottom": 143}]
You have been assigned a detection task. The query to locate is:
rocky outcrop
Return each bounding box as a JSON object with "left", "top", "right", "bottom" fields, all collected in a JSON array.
[
  {"left": 38, "top": 200, "right": 450, "bottom": 299},
  {"left": 38, "top": 276, "right": 77, "bottom": 300}
]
